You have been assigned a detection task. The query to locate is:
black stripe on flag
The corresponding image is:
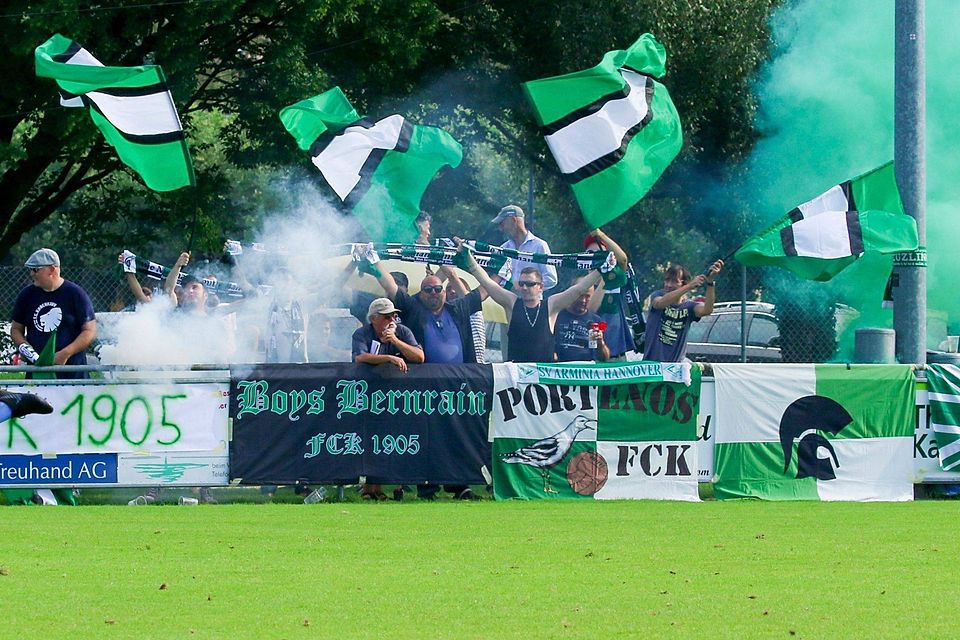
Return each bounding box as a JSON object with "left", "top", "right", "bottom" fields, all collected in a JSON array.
[
  {"left": 88, "top": 82, "right": 174, "bottom": 98},
  {"left": 52, "top": 40, "right": 83, "bottom": 63},
  {"left": 343, "top": 119, "right": 415, "bottom": 208},
  {"left": 787, "top": 207, "right": 803, "bottom": 223},
  {"left": 81, "top": 96, "right": 185, "bottom": 145},
  {"left": 781, "top": 225, "right": 798, "bottom": 257},
  {"left": 563, "top": 80, "right": 655, "bottom": 185},
  {"left": 840, "top": 179, "right": 855, "bottom": 212},
  {"left": 846, "top": 210, "right": 863, "bottom": 254},
  {"left": 540, "top": 85, "right": 631, "bottom": 136}
]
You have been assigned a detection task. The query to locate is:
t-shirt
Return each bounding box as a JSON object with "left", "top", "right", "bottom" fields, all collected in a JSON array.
[
  {"left": 12, "top": 280, "right": 95, "bottom": 377},
  {"left": 421, "top": 306, "right": 464, "bottom": 364},
  {"left": 554, "top": 308, "right": 603, "bottom": 362},
  {"left": 642, "top": 289, "right": 700, "bottom": 362},
  {"left": 351, "top": 323, "right": 420, "bottom": 360}
]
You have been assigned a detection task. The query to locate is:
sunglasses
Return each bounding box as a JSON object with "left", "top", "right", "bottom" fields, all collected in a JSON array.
[
  {"left": 421, "top": 285, "right": 444, "bottom": 294},
  {"left": 29, "top": 267, "right": 46, "bottom": 274},
  {"left": 517, "top": 280, "right": 541, "bottom": 288}
]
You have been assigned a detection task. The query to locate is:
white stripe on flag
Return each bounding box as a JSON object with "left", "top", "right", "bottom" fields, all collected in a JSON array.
[
  {"left": 86, "top": 90, "right": 183, "bottom": 136},
  {"left": 816, "top": 437, "right": 913, "bottom": 502},
  {"left": 931, "top": 422, "right": 960, "bottom": 435},
  {"left": 61, "top": 46, "right": 104, "bottom": 107},
  {"left": 543, "top": 70, "right": 649, "bottom": 175},
  {"left": 929, "top": 392, "right": 960, "bottom": 404},
  {"left": 313, "top": 114, "right": 406, "bottom": 200},
  {"left": 790, "top": 210, "right": 855, "bottom": 259},
  {"left": 712, "top": 364, "right": 816, "bottom": 443},
  {"left": 935, "top": 439, "right": 960, "bottom": 470},
  {"left": 796, "top": 184, "right": 849, "bottom": 219}
]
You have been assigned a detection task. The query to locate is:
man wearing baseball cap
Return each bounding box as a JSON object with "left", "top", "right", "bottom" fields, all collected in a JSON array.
[
  {"left": 11, "top": 248, "right": 97, "bottom": 379},
  {"left": 491, "top": 204, "right": 558, "bottom": 290},
  {"left": 351, "top": 298, "right": 424, "bottom": 372}
]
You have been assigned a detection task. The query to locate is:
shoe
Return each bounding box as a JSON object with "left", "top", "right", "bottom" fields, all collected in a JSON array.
[
  {"left": 456, "top": 488, "right": 480, "bottom": 501},
  {"left": 294, "top": 482, "right": 312, "bottom": 497},
  {"left": 199, "top": 488, "right": 218, "bottom": 504},
  {"left": 0, "top": 391, "right": 53, "bottom": 418}
]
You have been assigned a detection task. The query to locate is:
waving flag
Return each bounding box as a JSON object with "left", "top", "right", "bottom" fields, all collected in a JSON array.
[
  {"left": 34, "top": 34, "right": 195, "bottom": 192},
  {"left": 522, "top": 33, "right": 682, "bottom": 229},
  {"left": 735, "top": 162, "right": 917, "bottom": 281},
  {"left": 280, "top": 88, "right": 463, "bottom": 242},
  {"left": 924, "top": 364, "right": 960, "bottom": 471}
]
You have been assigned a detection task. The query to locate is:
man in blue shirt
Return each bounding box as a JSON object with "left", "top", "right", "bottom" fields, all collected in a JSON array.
[
  {"left": 554, "top": 275, "right": 610, "bottom": 362},
  {"left": 643, "top": 260, "right": 724, "bottom": 362},
  {"left": 11, "top": 248, "right": 96, "bottom": 379}
]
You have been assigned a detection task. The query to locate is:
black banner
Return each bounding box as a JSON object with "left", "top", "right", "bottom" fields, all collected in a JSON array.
[{"left": 229, "top": 363, "right": 493, "bottom": 485}]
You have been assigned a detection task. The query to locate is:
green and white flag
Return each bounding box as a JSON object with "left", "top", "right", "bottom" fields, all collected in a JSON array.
[
  {"left": 280, "top": 87, "right": 463, "bottom": 243},
  {"left": 735, "top": 162, "right": 917, "bottom": 281},
  {"left": 924, "top": 364, "right": 960, "bottom": 471},
  {"left": 712, "top": 364, "right": 914, "bottom": 501},
  {"left": 491, "top": 363, "right": 700, "bottom": 501},
  {"left": 34, "top": 34, "right": 195, "bottom": 192},
  {"left": 522, "top": 33, "right": 682, "bottom": 229}
]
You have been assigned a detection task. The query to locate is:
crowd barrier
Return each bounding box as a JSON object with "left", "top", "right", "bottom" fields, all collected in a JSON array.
[{"left": 0, "top": 362, "right": 956, "bottom": 500}]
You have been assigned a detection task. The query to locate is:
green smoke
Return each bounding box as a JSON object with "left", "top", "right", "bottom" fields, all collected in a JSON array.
[{"left": 742, "top": 0, "right": 959, "bottom": 355}]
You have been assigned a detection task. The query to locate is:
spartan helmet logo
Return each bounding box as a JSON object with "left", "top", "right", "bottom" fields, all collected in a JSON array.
[{"left": 779, "top": 395, "right": 853, "bottom": 481}]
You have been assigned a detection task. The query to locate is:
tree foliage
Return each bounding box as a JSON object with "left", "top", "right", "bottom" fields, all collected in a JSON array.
[{"left": 1, "top": 0, "right": 780, "bottom": 285}]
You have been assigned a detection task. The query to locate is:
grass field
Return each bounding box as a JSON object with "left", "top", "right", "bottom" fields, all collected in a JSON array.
[{"left": 1, "top": 498, "right": 958, "bottom": 639}]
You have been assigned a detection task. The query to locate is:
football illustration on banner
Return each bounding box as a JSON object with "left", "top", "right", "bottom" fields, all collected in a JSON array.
[{"left": 566, "top": 451, "right": 608, "bottom": 495}]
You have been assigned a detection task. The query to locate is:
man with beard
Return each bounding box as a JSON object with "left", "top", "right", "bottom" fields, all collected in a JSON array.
[{"left": 554, "top": 274, "right": 610, "bottom": 363}]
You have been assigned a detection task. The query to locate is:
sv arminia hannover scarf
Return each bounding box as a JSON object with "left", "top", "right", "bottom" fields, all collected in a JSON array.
[
  {"left": 491, "top": 363, "right": 700, "bottom": 501},
  {"left": 280, "top": 87, "right": 462, "bottom": 243},
  {"left": 522, "top": 33, "right": 682, "bottom": 229},
  {"left": 34, "top": 34, "right": 195, "bottom": 192},
  {"left": 923, "top": 364, "right": 960, "bottom": 471},
  {"left": 712, "top": 364, "right": 914, "bottom": 501},
  {"left": 735, "top": 162, "right": 917, "bottom": 281}
]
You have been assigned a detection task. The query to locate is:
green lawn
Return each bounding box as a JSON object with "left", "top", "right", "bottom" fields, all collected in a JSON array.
[{"left": 0, "top": 500, "right": 957, "bottom": 639}]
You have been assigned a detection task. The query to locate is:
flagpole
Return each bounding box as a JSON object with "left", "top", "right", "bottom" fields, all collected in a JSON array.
[{"left": 893, "top": 0, "right": 926, "bottom": 365}]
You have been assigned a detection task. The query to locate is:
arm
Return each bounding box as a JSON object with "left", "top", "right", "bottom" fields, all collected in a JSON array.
[
  {"left": 694, "top": 260, "right": 724, "bottom": 318},
  {"left": 440, "top": 265, "right": 466, "bottom": 296},
  {"left": 587, "top": 278, "right": 605, "bottom": 313},
  {"left": 456, "top": 238, "right": 516, "bottom": 314},
  {"left": 547, "top": 271, "right": 603, "bottom": 320},
  {"left": 119, "top": 253, "right": 150, "bottom": 304},
  {"left": 165, "top": 251, "right": 190, "bottom": 303},
  {"left": 55, "top": 319, "right": 97, "bottom": 365},
  {"left": 594, "top": 327, "right": 611, "bottom": 362},
  {"left": 377, "top": 269, "right": 399, "bottom": 300},
  {"left": 652, "top": 276, "right": 704, "bottom": 310},
  {"left": 591, "top": 228, "right": 628, "bottom": 268},
  {"left": 10, "top": 321, "right": 26, "bottom": 347},
  {"left": 356, "top": 352, "right": 414, "bottom": 371}
]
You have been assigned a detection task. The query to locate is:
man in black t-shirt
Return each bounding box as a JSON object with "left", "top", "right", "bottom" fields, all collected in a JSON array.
[{"left": 11, "top": 248, "right": 96, "bottom": 379}]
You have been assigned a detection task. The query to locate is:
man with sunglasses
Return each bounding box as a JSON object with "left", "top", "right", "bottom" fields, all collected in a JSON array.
[
  {"left": 456, "top": 238, "right": 603, "bottom": 363},
  {"left": 11, "top": 248, "right": 96, "bottom": 379},
  {"left": 643, "top": 260, "right": 724, "bottom": 362},
  {"left": 375, "top": 267, "right": 487, "bottom": 366}
]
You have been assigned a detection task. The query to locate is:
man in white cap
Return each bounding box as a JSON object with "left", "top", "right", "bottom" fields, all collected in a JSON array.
[
  {"left": 11, "top": 248, "right": 97, "bottom": 379},
  {"left": 491, "top": 204, "right": 558, "bottom": 290},
  {"left": 351, "top": 298, "right": 424, "bottom": 372}
]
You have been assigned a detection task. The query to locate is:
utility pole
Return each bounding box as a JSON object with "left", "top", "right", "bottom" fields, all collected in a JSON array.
[{"left": 893, "top": 0, "right": 926, "bottom": 364}]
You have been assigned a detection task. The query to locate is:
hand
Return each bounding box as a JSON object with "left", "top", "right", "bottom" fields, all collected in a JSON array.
[
  {"left": 175, "top": 251, "right": 190, "bottom": 267},
  {"left": 691, "top": 274, "right": 706, "bottom": 288},
  {"left": 389, "top": 355, "right": 408, "bottom": 372},
  {"left": 381, "top": 322, "right": 398, "bottom": 344},
  {"left": 425, "top": 264, "right": 435, "bottom": 276},
  {"left": 54, "top": 350, "right": 70, "bottom": 366},
  {"left": 589, "top": 328, "right": 604, "bottom": 344},
  {"left": 706, "top": 259, "right": 724, "bottom": 283},
  {"left": 453, "top": 237, "right": 476, "bottom": 267}
]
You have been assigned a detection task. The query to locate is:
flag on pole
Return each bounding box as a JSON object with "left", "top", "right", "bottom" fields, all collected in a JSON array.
[
  {"left": 735, "top": 162, "right": 917, "bottom": 281},
  {"left": 491, "top": 363, "right": 700, "bottom": 501},
  {"left": 522, "top": 33, "right": 682, "bottom": 229},
  {"left": 280, "top": 87, "right": 463, "bottom": 242},
  {"left": 923, "top": 364, "right": 960, "bottom": 471},
  {"left": 712, "top": 364, "right": 914, "bottom": 501},
  {"left": 34, "top": 34, "right": 195, "bottom": 192}
]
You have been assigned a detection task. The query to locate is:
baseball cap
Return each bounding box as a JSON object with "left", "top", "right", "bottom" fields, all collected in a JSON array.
[
  {"left": 491, "top": 204, "right": 524, "bottom": 225},
  {"left": 24, "top": 248, "right": 60, "bottom": 268},
  {"left": 368, "top": 297, "right": 399, "bottom": 318}
]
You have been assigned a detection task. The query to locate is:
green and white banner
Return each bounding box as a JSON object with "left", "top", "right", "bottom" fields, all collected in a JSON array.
[
  {"left": 923, "top": 365, "right": 960, "bottom": 471},
  {"left": 712, "top": 364, "right": 914, "bottom": 501},
  {"left": 490, "top": 364, "right": 700, "bottom": 501},
  {"left": 511, "top": 361, "right": 690, "bottom": 386}
]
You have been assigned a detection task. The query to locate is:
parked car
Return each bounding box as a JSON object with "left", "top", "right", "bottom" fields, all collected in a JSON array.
[{"left": 684, "top": 301, "right": 782, "bottom": 363}]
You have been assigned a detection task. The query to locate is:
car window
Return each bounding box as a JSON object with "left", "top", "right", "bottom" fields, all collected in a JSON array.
[
  {"left": 709, "top": 313, "right": 743, "bottom": 345},
  {"left": 748, "top": 315, "right": 779, "bottom": 347},
  {"left": 687, "top": 315, "right": 716, "bottom": 342}
]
